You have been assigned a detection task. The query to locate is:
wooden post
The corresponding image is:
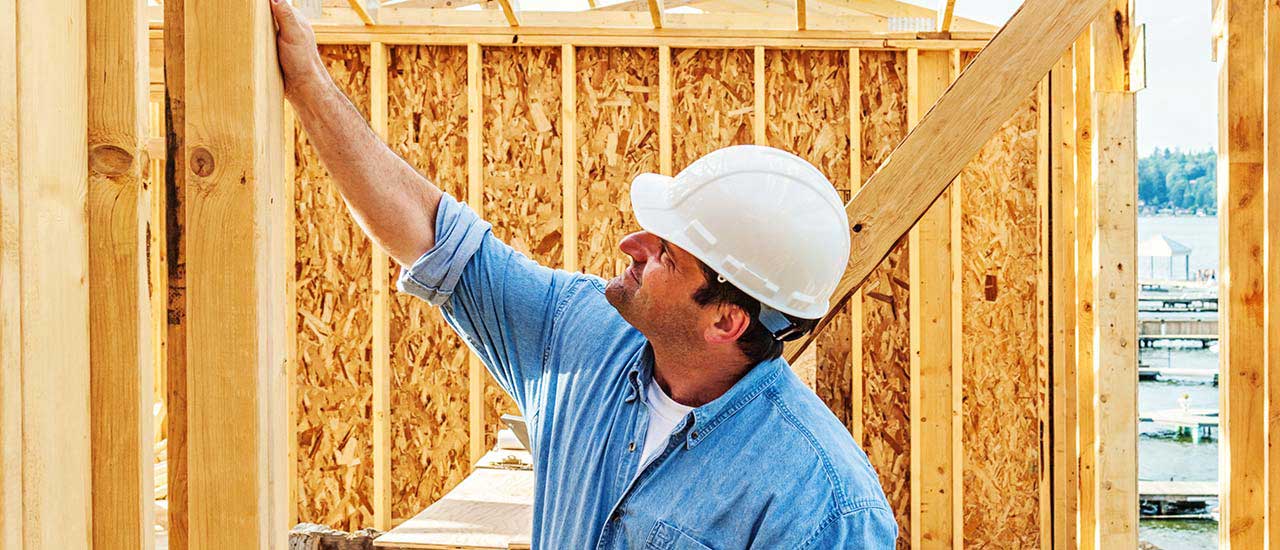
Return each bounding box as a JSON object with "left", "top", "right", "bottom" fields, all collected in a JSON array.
[
  {"left": 562, "top": 44, "right": 578, "bottom": 273},
  {"left": 1091, "top": 2, "right": 1137, "bottom": 547},
  {"left": 1072, "top": 31, "right": 1097, "bottom": 550},
  {"left": 1266, "top": 0, "right": 1280, "bottom": 541},
  {"left": 467, "top": 42, "right": 485, "bottom": 467},
  {"left": 283, "top": 104, "right": 298, "bottom": 529},
  {"left": 754, "top": 46, "right": 766, "bottom": 146},
  {"left": 1049, "top": 49, "right": 1079, "bottom": 550},
  {"left": 3, "top": 0, "right": 92, "bottom": 547},
  {"left": 945, "top": 48, "right": 963, "bottom": 550},
  {"left": 1219, "top": 0, "right": 1267, "bottom": 547},
  {"left": 88, "top": 0, "right": 154, "bottom": 547},
  {"left": 659, "top": 45, "right": 672, "bottom": 175},
  {"left": 848, "top": 47, "right": 864, "bottom": 446},
  {"left": 907, "top": 47, "right": 957, "bottom": 549},
  {"left": 1034, "top": 76, "right": 1052, "bottom": 550},
  {"left": 182, "top": 0, "right": 289, "bottom": 546},
  {"left": 370, "top": 41, "right": 392, "bottom": 532}
]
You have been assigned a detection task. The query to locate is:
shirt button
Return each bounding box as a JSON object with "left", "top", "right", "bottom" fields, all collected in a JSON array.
[
  {"left": 691, "top": 431, "right": 699, "bottom": 440},
  {"left": 628, "top": 441, "right": 636, "bottom": 452}
]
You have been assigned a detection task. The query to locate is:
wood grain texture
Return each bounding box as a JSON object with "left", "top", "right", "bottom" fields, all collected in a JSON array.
[
  {"left": 858, "top": 49, "right": 911, "bottom": 550},
  {"left": 1267, "top": 0, "right": 1280, "bottom": 541},
  {"left": 575, "top": 47, "right": 659, "bottom": 280},
  {"left": 386, "top": 44, "right": 472, "bottom": 523},
  {"left": 958, "top": 90, "right": 1044, "bottom": 549},
  {"left": 481, "top": 46, "right": 562, "bottom": 448},
  {"left": 1072, "top": 33, "right": 1098, "bottom": 550},
  {"left": 294, "top": 45, "right": 375, "bottom": 532},
  {"left": 761, "top": 48, "right": 853, "bottom": 420},
  {"left": 370, "top": 41, "right": 392, "bottom": 532},
  {"left": 671, "top": 48, "right": 753, "bottom": 171},
  {"left": 5, "top": 0, "right": 91, "bottom": 546},
  {"left": 162, "top": 0, "right": 188, "bottom": 544},
  {"left": 1049, "top": 51, "right": 1079, "bottom": 550},
  {"left": 88, "top": 0, "right": 154, "bottom": 547}
]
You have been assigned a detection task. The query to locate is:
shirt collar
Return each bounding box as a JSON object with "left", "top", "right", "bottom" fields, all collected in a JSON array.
[{"left": 623, "top": 346, "right": 786, "bottom": 450}]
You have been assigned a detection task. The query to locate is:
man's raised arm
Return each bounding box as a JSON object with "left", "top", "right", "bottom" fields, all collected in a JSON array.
[{"left": 271, "top": 0, "right": 439, "bottom": 267}]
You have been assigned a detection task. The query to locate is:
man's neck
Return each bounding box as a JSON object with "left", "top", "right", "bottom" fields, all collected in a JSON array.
[{"left": 650, "top": 344, "right": 752, "bottom": 408}]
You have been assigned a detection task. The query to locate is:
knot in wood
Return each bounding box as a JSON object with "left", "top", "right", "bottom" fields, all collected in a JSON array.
[
  {"left": 89, "top": 144, "right": 134, "bottom": 176},
  {"left": 190, "top": 147, "right": 215, "bottom": 177}
]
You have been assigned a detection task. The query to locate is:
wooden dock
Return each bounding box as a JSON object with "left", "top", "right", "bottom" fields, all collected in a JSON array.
[
  {"left": 1139, "top": 481, "right": 1218, "bottom": 518},
  {"left": 1140, "top": 408, "right": 1219, "bottom": 443}
]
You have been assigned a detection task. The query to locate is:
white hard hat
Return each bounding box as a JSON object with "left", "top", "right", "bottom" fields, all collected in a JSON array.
[{"left": 629, "top": 144, "right": 851, "bottom": 321}]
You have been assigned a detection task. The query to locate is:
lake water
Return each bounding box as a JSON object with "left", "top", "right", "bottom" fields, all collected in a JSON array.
[{"left": 1137, "top": 215, "right": 1220, "bottom": 550}]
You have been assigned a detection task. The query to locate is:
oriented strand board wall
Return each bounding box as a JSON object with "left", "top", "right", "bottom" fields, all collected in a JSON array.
[
  {"left": 385, "top": 45, "right": 471, "bottom": 522},
  {"left": 858, "top": 49, "right": 911, "bottom": 549},
  {"left": 672, "top": 48, "right": 754, "bottom": 171},
  {"left": 958, "top": 91, "right": 1044, "bottom": 548},
  {"left": 481, "top": 46, "right": 563, "bottom": 448},
  {"left": 763, "top": 49, "right": 854, "bottom": 426},
  {"left": 576, "top": 47, "right": 658, "bottom": 279},
  {"left": 294, "top": 45, "right": 374, "bottom": 531}
]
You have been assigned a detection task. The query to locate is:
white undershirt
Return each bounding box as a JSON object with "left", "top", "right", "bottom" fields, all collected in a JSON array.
[{"left": 635, "top": 380, "right": 695, "bottom": 478}]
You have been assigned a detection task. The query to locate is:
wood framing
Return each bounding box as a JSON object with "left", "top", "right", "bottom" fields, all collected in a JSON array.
[
  {"left": 496, "top": 0, "right": 519, "bottom": 27},
  {"left": 466, "top": 42, "right": 486, "bottom": 467},
  {"left": 648, "top": 0, "right": 664, "bottom": 29},
  {"left": 907, "top": 47, "right": 957, "bottom": 549},
  {"left": 937, "top": 0, "right": 956, "bottom": 32},
  {"left": 1268, "top": 0, "right": 1280, "bottom": 541},
  {"left": 3, "top": 0, "right": 91, "bottom": 547},
  {"left": 1219, "top": 0, "right": 1267, "bottom": 547},
  {"left": 1072, "top": 30, "right": 1097, "bottom": 550},
  {"left": 1035, "top": 76, "right": 1052, "bottom": 550},
  {"left": 659, "top": 45, "right": 672, "bottom": 175},
  {"left": 163, "top": 0, "right": 190, "bottom": 545},
  {"left": 370, "top": 41, "right": 392, "bottom": 532},
  {"left": 784, "top": 0, "right": 1110, "bottom": 362},
  {"left": 181, "top": 0, "right": 289, "bottom": 546},
  {"left": 1048, "top": 49, "right": 1078, "bottom": 550},
  {"left": 88, "top": 0, "right": 154, "bottom": 547},
  {"left": 345, "top": 0, "right": 374, "bottom": 25},
  {"left": 562, "top": 44, "right": 578, "bottom": 272},
  {"left": 797, "top": 0, "right": 807, "bottom": 31},
  {"left": 754, "top": 46, "right": 766, "bottom": 145},
  {"left": 847, "top": 47, "right": 864, "bottom": 447}
]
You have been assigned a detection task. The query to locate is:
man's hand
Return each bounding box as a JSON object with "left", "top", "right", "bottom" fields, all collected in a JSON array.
[{"left": 269, "top": 0, "right": 331, "bottom": 104}]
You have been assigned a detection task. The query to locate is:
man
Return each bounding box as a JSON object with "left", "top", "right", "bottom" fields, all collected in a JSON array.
[{"left": 270, "top": 1, "right": 896, "bottom": 547}]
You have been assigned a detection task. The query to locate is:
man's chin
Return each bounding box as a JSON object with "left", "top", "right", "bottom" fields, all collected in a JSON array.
[{"left": 604, "top": 275, "right": 632, "bottom": 312}]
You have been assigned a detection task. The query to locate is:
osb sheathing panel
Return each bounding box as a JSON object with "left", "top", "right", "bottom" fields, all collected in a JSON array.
[
  {"left": 576, "top": 47, "right": 659, "bottom": 279},
  {"left": 482, "top": 47, "right": 562, "bottom": 448},
  {"left": 764, "top": 49, "right": 853, "bottom": 422},
  {"left": 294, "top": 45, "right": 374, "bottom": 531},
  {"left": 672, "top": 48, "right": 753, "bottom": 171},
  {"left": 386, "top": 45, "right": 471, "bottom": 522},
  {"left": 858, "top": 49, "right": 910, "bottom": 549},
  {"left": 957, "top": 92, "right": 1043, "bottom": 548}
]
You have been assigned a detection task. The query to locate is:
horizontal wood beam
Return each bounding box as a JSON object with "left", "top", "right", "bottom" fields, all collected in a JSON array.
[{"left": 784, "top": 0, "right": 1111, "bottom": 362}]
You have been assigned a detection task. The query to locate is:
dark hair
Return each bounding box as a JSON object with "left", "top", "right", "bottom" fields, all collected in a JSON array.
[{"left": 691, "top": 262, "right": 819, "bottom": 365}]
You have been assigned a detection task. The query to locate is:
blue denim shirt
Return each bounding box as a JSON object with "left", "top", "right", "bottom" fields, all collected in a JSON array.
[{"left": 397, "top": 194, "right": 897, "bottom": 549}]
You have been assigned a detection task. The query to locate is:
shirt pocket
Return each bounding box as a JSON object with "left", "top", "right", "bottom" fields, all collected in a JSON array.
[{"left": 645, "top": 520, "right": 714, "bottom": 550}]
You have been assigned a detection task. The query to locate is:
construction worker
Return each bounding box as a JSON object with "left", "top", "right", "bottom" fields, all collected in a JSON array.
[{"left": 270, "top": 1, "right": 895, "bottom": 547}]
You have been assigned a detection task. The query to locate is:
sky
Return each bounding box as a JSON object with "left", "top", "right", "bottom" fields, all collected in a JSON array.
[{"left": 526, "top": 0, "right": 1219, "bottom": 156}]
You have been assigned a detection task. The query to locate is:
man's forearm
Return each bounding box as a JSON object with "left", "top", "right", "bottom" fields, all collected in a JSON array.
[{"left": 291, "top": 79, "right": 442, "bottom": 267}]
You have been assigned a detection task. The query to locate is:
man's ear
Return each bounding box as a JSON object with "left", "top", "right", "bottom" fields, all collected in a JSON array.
[{"left": 704, "top": 303, "right": 751, "bottom": 345}]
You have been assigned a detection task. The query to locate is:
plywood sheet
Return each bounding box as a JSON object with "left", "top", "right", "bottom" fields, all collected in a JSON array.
[
  {"left": 294, "top": 44, "right": 374, "bottom": 531},
  {"left": 575, "top": 47, "right": 659, "bottom": 280},
  {"left": 763, "top": 48, "right": 853, "bottom": 420},
  {"left": 386, "top": 45, "right": 472, "bottom": 523},
  {"left": 671, "top": 48, "right": 753, "bottom": 172},
  {"left": 481, "top": 46, "right": 562, "bottom": 449},
  {"left": 957, "top": 92, "right": 1043, "bottom": 548},
  {"left": 858, "top": 49, "right": 911, "bottom": 549}
]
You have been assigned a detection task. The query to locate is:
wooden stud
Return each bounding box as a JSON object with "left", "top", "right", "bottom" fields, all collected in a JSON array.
[
  {"left": 345, "top": 0, "right": 374, "bottom": 25},
  {"left": 163, "top": 0, "right": 189, "bottom": 544},
  {"left": 88, "top": 0, "right": 154, "bottom": 547},
  {"left": 370, "top": 41, "right": 392, "bottom": 531},
  {"left": 848, "top": 47, "right": 864, "bottom": 446},
  {"left": 946, "top": 48, "right": 963, "bottom": 550},
  {"left": 907, "top": 47, "right": 956, "bottom": 549},
  {"left": 283, "top": 103, "right": 298, "bottom": 529},
  {"left": 182, "top": 0, "right": 289, "bottom": 546},
  {"left": 648, "top": 0, "right": 664, "bottom": 29},
  {"left": 754, "top": 46, "right": 766, "bottom": 146},
  {"left": 467, "top": 42, "right": 485, "bottom": 467},
  {"left": 937, "top": 0, "right": 956, "bottom": 33},
  {"left": 496, "top": 0, "right": 519, "bottom": 27},
  {"left": 659, "top": 45, "right": 672, "bottom": 175},
  {"left": 562, "top": 44, "right": 578, "bottom": 273},
  {"left": 797, "top": 0, "right": 806, "bottom": 31},
  {"left": 3, "top": 0, "right": 91, "bottom": 547},
  {"left": 1072, "top": 31, "right": 1097, "bottom": 550},
  {"left": 1267, "top": 0, "right": 1280, "bottom": 541},
  {"left": 1219, "top": 0, "right": 1267, "bottom": 547},
  {"left": 1049, "top": 49, "right": 1078, "bottom": 550},
  {"left": 1035, "top": 76, "right": 1052, "bottom": 550},
  {"left": 783, "top": 0, "right": 1111, "bottom": 362}
]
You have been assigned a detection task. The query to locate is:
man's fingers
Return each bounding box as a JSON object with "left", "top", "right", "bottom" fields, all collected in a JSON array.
[{"left": 269, "top": 0, "right": 304, "bottom": 41}]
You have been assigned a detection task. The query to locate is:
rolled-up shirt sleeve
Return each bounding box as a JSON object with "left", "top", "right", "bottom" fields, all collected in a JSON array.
[{"left": 396, "top": 193, "right": 578, "bottom": 412}]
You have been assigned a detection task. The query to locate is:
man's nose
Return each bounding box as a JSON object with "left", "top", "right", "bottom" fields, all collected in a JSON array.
[{"left": 618, "top": 231, "right": 659, "bottom": 262}]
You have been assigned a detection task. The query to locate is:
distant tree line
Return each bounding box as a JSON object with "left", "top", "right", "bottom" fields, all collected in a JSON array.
[{"left": 1138, "top": 148, "right": 1217, "bottom": 213}]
